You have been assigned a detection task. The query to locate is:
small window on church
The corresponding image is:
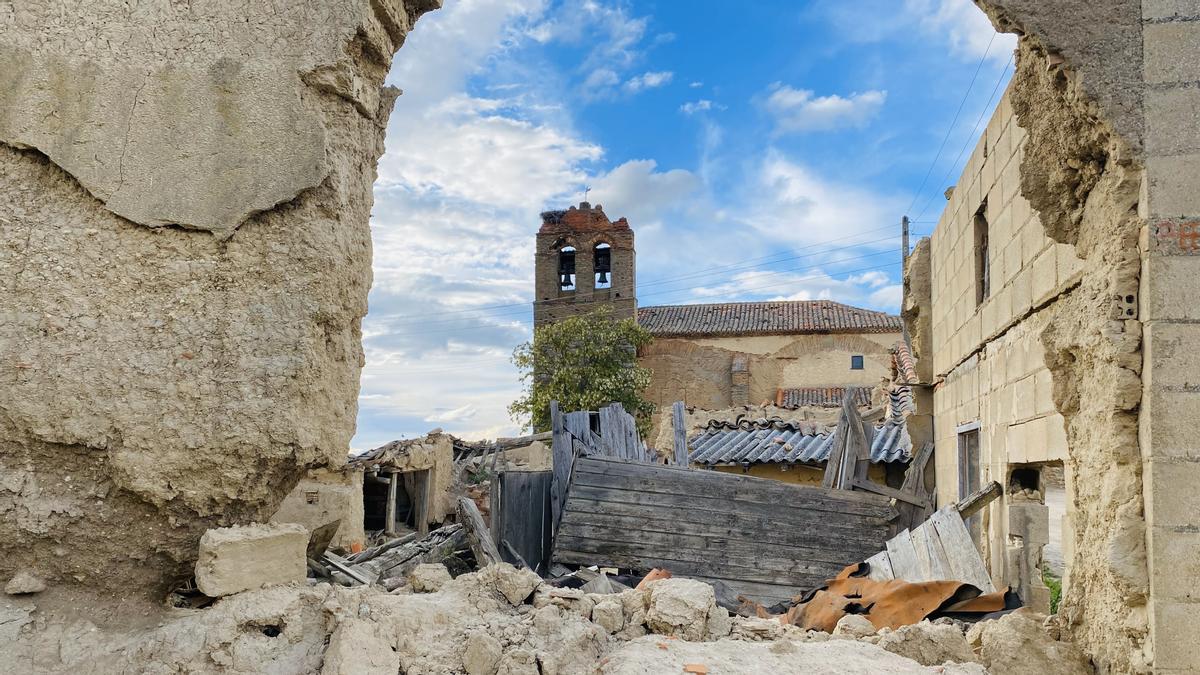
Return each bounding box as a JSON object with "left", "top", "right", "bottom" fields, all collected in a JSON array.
[
  {"left": 850, "top": 355, "right": 864, "bottom": 370},
  {"left": 594, "top": 243, "right": 612, "bottom": 289},
  {"left": 558, "top": 246, "right": 576, "bottom": 291}
]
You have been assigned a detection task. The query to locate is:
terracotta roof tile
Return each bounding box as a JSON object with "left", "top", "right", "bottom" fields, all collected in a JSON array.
[
  {"left": 776, "top": 386, "right": 873, "bottom": 409},
  {"left": 637, "top": 300, "right": 902, "bottom": 338},
  {"left": 891, "top": 340, "right": 919, "bottom": 384}
]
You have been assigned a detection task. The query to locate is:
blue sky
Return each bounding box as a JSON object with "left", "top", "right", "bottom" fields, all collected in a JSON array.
[{"left": 353, "top": 0, "right": 1016, "bottom": 449}]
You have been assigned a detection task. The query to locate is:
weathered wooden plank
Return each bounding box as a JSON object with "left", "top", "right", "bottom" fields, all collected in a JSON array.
[
  {"left": 557, "top": 512, "right": 884, "bottom": 560},
  {"left": 908, "top": 522, "right": 943, "bottom": 581},
  {"left": 686, "top": 576, "right": 805, "bottom": 606},
  {"left": 901, "top": 442, "right": 934, "bottom": 493},
  {"left": 496, "top": 471, "right": 552, "bottom": 573},
  {"left": 571, "top": 470, "right": 902, "bottom": 516},
  {"left": 552, "top": 540, "right": 833, "bottom": 588},
  {"left": 457, "top": 496, "right": 501, "bottom": 567},
  {"left": 672, "top": 401, "right": 688, "bottom": 466},
  {"left": 385, "top": 470, "right": 398, "bottom": 536},
  {"left": 850, "top": 478, "right": 929, "bottom": 507},
  {"left": 955, "top": 481, "right": 1003, "bottom": 520},
  {"left": 554, "top": 521, "right": 882, "bottom": 571},
  {"left": 562, "top": 492, "right": 893, "bottom": 545},
  {"left": 929, "top": 506, "right": 995, "bottom": 592},
  {"left": 575, "top": 456, "right": 897, "bottom": 508},
  {"left": 550, "top": 401, "right": 573, "bottom": 536},
  {"left": 574, "top": 458, "right": 896, "bottom": 510},
  {"left": 884, "top": 528, "right": 920, "bottom": 581},
  {"left": 560, "top": 495, "right": 890, "bottom": 542},
  {"left": 864, "top": 551, "right": 894, "bottom": 581}
]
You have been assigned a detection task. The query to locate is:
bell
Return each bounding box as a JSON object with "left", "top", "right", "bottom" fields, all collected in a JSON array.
[
  {"left": 597, "top": 271, "right": 609, "bottom": 284},
  {"left": 560, "top": 273, "right": 573, "bottom": 288}
]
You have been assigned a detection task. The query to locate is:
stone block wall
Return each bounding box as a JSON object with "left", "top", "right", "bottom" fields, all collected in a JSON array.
[{"left": 1139, "top": 4, "right": 1200, "bottom": 672}]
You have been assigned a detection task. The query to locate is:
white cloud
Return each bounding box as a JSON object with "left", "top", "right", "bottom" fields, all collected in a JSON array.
[
  {"left": 905, "top": 0, "right": 1016, "bottom": 63},
  {"left": 689, "top": 81, "right": 704, "bottom": 89},
  {"left": 737, "top": 152, "right": 904, "bottom": 248},
  {"left": 586, "top": 159, "right": 699, "bottom": 228},
  {"left": 624, "top": 70, "right": 673, "bottom": 92},
  {"left": 679, "top": 99, "right": 713, "bottom": 115},
  {"left": 763, "top": 84, "right": 887, "bottom": 134},
  {"left": 360, "top": 0, "right": 608, "bottom": 445},
  {"left": 425, "top": 404, "right": 480, "bottom": 424},
  {"left": 814, "top": 0, "right": 1014, "bottom": 64},
  {"left": 583, "top": 68, "right": 620, "bottom": 89}
]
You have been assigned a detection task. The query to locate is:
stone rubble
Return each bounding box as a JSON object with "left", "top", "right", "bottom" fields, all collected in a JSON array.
[
  {"left": 4, "top": 571, "right": 47, "bottom": 595},
  {"left": 0, "top": 561, "right": 1096, "bottom": 673}
]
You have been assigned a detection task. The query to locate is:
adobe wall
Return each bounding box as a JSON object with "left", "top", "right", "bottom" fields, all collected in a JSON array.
[
  {"left": 272, "top": 468, "right": 367, "bottom": 552},
  {"left": 640, "top": 332, "right": 898, "bottom": 426},
  {"left": 0, "top": 0, "right": 439, "bottom": 601}
]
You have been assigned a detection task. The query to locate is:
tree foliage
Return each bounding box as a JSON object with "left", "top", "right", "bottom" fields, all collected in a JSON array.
[{"left": 509, "top": 307, "right": 655, "bottom": 434}]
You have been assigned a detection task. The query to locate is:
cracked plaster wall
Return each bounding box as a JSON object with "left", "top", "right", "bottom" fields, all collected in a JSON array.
[{"left": 0, "top": 0, "right": 439, "bottom": 600}]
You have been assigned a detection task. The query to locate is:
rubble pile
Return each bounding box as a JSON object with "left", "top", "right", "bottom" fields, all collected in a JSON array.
[{"left": 2, "top": 555, "right": 1090, "bottom": 674}]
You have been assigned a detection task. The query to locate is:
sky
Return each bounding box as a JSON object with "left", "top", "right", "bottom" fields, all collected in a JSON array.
[{"left": 354, "top": 0, "right": 1017, "bottom": 450}]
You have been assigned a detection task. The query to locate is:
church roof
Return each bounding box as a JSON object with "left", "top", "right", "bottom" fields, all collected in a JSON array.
[{"left": 636, "top": 300, "right": 902, "bottom": 338}]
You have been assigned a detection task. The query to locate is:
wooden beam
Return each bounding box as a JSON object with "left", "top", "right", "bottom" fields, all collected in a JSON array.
[
  {"left": 954, "top": 480, "right": 1003, "bottom": 519},
  {"left": 385, "top": 470, "right": 398, "bottom": 536},
  {"left": 672, "top": 401, "right": 688, "bottom": 467},
  {"left": 850, "top": 478, "right": 930, "bottom": 508},
  {"left": 323, "top": 552, "right": 375, "bottom": 586},
  {"left": 457, "top": 496, "right": 502, "bottom": 567}
]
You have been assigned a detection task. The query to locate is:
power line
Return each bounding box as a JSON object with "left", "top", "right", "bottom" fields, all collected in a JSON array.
[
  {"left": 363, "top": 258, "right": 904, "bottom": 366},
  {"left": 389, "top": 253, "right": 903, "bottom": 338},
  {"left": 904, "top": 32, "right": 997, "bottom": 217},
  {"left": 373, "top": 227, "right": 910, "bottom": 328},
  {"left": 912, "top": 54, "right": 1015, "bottom": 223}
]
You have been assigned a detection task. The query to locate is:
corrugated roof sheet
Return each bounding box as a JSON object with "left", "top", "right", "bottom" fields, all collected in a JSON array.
[
  {"left": 777, "top": 386, "right": 872, "bottom": 409},
  {"left": 689, "top": 417, "right": 911, "bottom": 466},
  {"left": 637, "top": 300, "right": 903, "bottom": 338}
]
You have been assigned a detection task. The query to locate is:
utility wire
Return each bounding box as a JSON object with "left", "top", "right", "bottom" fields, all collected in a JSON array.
[
  {"left": 392, "top": 252, "right": 903, "bottom": 338},
  {"left": 373, "top": 227, "right": 913, "bottom": 327},
  {"left": 903, "top": 32, "right": 997, "bottom": 217},
  {"left": 912, "top": 54, "right": 1015, "bottom": 223}
]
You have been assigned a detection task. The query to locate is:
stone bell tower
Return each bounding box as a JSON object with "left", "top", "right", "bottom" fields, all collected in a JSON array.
[{"left": 533, "top": 202, "right": 636, "bottom": 328}]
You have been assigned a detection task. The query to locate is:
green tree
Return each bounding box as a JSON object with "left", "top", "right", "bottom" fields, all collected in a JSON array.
[{"left": 509, "top": 307, "right": 655, "bottom": 434}]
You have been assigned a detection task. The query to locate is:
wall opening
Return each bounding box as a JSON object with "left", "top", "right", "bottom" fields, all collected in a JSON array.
[
  {"left": 974, "top": 201, "right": 990, "bottom": 306},
  {"left": 594, "top": 242, "right": 612, "bottom": 289},
  {"left": 362, "top": 469, "right": 430, "bottom": 538},
  {"left": 850, "top": 354, "right": 864, "bottom": 370},
  {"left": 957, "top": 423, "right": 982, "bottom": 543},
  {"left": 558, "top": 246, "right": 577, "bottom": 291}
]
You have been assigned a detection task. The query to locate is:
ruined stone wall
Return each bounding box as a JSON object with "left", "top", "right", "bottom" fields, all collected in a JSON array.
[
  {"left": 272, "top": 469, "right": 367, "bottom": 551},
  {"left": 0, "top": 0, "right": 439, "bottom": 601},
  {"left": 935, "top": 1, "right": 1177, "bottom": 666}
]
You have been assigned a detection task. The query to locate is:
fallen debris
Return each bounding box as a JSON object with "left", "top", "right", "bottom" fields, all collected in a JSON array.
[
  {"left": 783, "top": 563, "right": 1018, "bottom": 632},
  {"left": 457, "top": 495, "right": 502, "bottom": 567},
  {"left": 645, "top": 578, "right": 731, "bottom": 642},
  {"left": 874, "top": 620, "right": 979, "bottom": 667},
  {"left": 195, "top": 523, "right": 308, "bottom": 597},
  {"left": 344, "top": 523, "right": 467, "bottom": 588},
  {"left": 599, "top": 636, "right": 984, "bottom": 674},
  {"left": 4, "top": 571, "right": 46, "bottom": 596},
  {"left": 409, "top": 563, "right": 453, "bottom": 593},
  {"left": 967, "top": 610, "right": 1091, "bottom": 675}
]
